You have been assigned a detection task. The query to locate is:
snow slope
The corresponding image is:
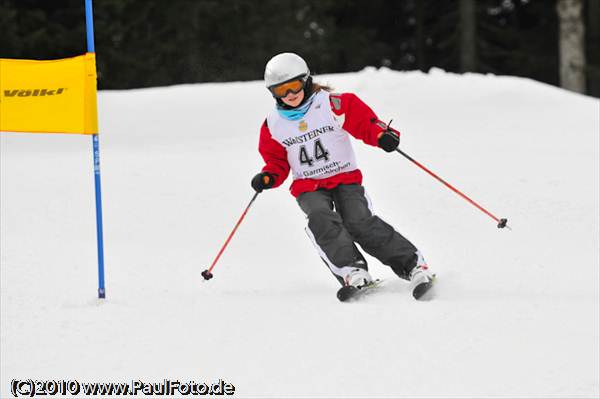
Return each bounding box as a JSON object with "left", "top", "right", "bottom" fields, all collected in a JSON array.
[{"left": 1, "top": 68, "right": 599, "bottom": 398}]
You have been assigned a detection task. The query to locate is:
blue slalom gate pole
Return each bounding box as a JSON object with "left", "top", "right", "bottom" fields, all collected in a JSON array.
[
  {"left": 85, "top": 0, "right": 95, "bottom": 53},
  {"left": 85, "top": 0, "right": 106, "bottom": 299}
]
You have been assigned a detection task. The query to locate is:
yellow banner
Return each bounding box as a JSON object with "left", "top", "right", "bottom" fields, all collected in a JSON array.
[{"left": 0, "top": 53, "right": 98, "bottom": 135}]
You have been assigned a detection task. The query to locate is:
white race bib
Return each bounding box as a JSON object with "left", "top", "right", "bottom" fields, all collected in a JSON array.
[{"left": 267, "top": 91, "right": 358, "bottom": 180}]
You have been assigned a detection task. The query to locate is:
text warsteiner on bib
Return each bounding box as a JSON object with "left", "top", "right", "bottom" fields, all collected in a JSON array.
[{"left": 266, "top": 90, "right": 359, "bottom": 181}]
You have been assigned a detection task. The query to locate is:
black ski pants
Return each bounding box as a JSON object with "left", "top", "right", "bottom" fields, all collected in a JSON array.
[{"left": 297, "top": 183, "right": 420, "bottom": 284}]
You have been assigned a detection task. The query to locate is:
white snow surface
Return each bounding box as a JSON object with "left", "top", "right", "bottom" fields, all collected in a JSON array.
[{"left": 1, "top": 68, "right": 599, "bottom": 398}]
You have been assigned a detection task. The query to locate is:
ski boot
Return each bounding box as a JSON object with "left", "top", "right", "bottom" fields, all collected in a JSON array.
[{"left": 409, "top": 265, "right": 436, "bottom": 300}]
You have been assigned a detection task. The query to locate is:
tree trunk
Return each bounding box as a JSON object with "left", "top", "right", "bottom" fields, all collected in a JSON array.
[
  {"left": 459, "top": 0, "right": 476, "bottom": 72},
  {"left": 556, "top": 0, "right": 586, "bottom": 93}
]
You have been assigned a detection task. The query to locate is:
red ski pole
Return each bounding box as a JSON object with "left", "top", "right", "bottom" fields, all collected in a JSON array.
[
  {"left": 202, "top": 192, "right": 260, "bottom": 280},
  {"left": 396, "top": 148, "right": 509, "bottom": 229}
]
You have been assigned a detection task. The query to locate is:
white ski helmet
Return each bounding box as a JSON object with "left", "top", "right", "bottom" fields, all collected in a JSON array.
[{"left": 264, "top": 52, "right": 310, "bottom": 89}]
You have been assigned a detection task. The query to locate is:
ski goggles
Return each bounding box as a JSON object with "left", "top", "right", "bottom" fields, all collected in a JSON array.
[{"left": 269, "top": 77, "right": 306, "bottom": 98}]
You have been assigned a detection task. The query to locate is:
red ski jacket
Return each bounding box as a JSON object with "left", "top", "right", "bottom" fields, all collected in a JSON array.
[{"left": 258, "top": 92, "right": 399, "bottom": 197}]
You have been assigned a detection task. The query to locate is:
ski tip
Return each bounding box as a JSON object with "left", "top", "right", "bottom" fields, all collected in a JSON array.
[
  {"left": 412, "top": 281, "right": 435, "bottom": 301},
  {"left": 337, "top": 285, "right": 359, "bottom": 302},
  {"left": 337, "top": 280, "right": 382, "bottom": 302}
]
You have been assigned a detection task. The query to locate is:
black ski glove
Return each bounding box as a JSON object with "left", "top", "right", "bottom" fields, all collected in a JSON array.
[
  {"left": 378, "top": 129, "right": 400, "bottom": 152},
  {"left": 251, "top": 172, "right": 275, "bottom": 193}
]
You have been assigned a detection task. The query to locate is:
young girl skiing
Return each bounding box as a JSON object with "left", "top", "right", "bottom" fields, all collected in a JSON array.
[{"left": 251, "top": 52, "right": 434, "bottom": 300}]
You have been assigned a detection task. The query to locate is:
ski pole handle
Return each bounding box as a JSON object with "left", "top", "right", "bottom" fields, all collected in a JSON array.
[{"left": 202, "top": 192, "right": 260, "bottom": 280}]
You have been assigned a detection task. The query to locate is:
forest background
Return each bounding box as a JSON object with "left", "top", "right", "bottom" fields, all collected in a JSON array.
[{"left": 1, "top": 0, "right": 598, "bottom": 96}]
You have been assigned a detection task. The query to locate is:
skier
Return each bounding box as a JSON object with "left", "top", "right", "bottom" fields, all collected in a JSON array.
[{"left": 251, "top": 52, "right": 435, "bottom": 300}]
